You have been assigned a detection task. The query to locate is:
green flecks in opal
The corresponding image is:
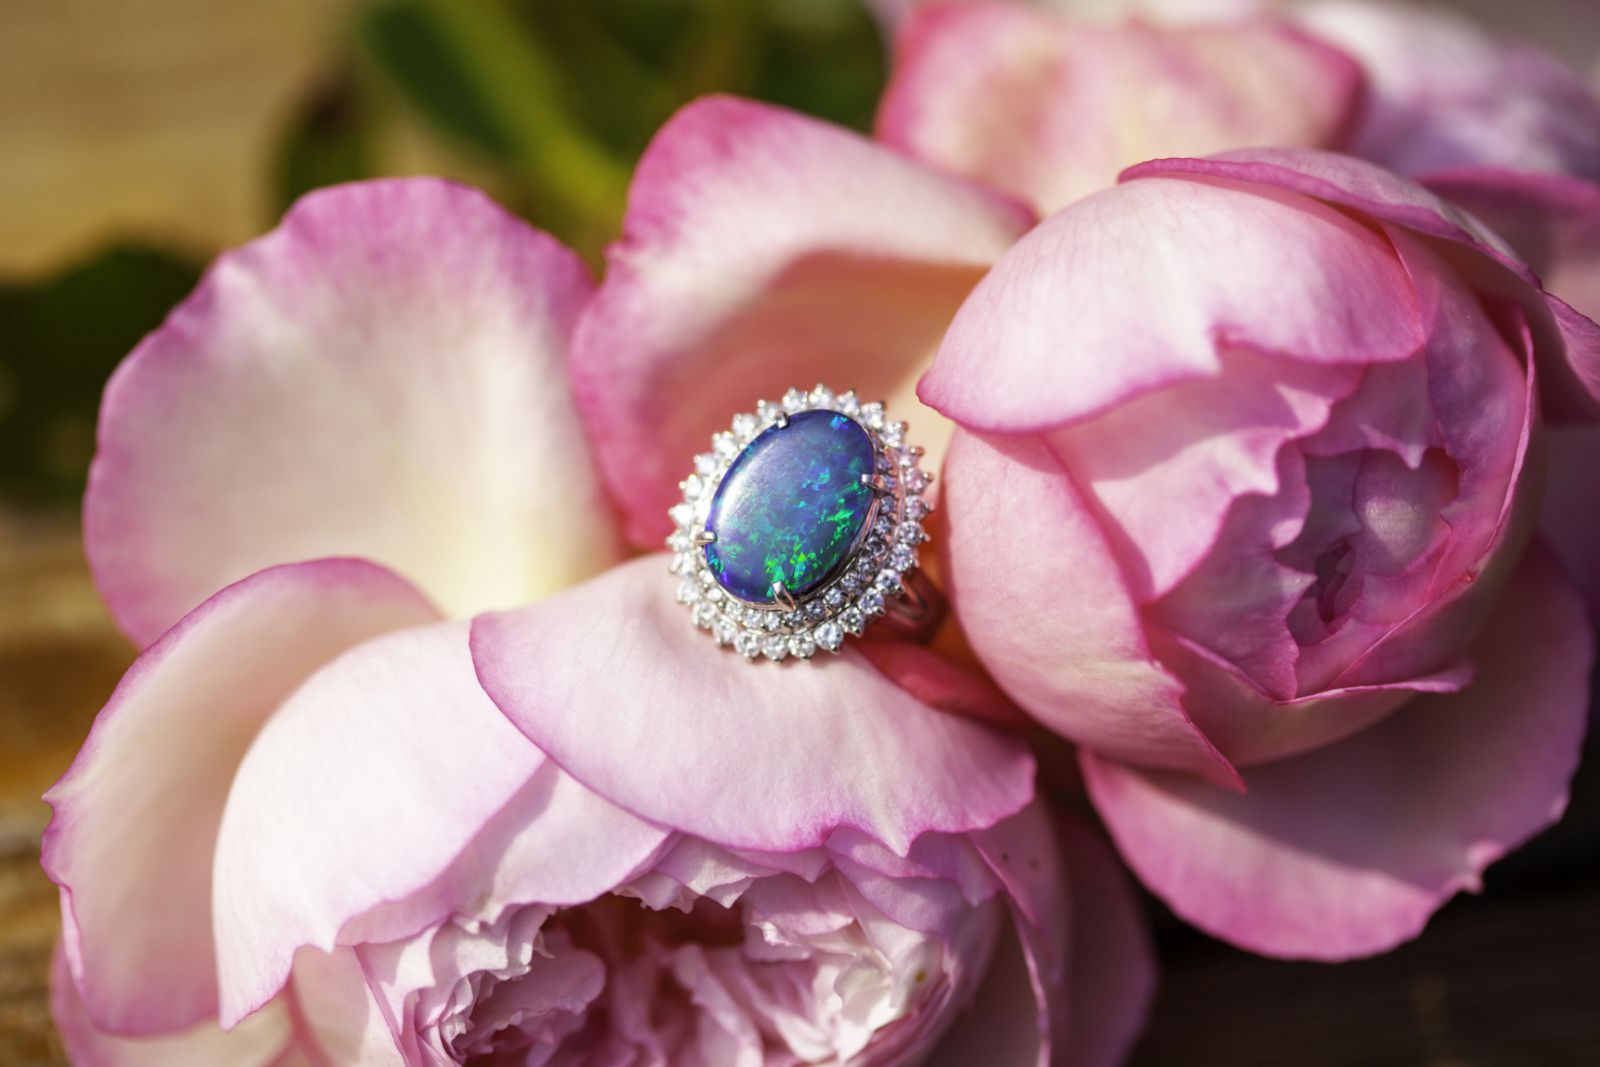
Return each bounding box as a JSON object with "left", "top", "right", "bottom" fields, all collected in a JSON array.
[{"left": 705, "top": 410, "right": 876, "bottom": 604}]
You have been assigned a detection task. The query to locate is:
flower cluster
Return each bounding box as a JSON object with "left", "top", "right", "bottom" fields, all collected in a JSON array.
[{"left": 45, "top": 2, "right": 1600, "bottom": 1065}]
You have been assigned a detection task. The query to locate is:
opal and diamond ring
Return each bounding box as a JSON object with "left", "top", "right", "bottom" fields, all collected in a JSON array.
[{"left": 669, "top": 385, "right": 937, "bottom": 661}]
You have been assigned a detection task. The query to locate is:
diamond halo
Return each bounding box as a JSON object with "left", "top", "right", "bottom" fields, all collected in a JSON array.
[{"left": 668, "top": 385, "right": 934, "bottom": 661}]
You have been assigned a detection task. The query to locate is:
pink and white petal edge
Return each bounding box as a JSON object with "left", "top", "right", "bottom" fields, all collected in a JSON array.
[
  {"left": 210, "top": 619, "right": 544, "bottom": 1026},
  {"left": 41, "top": 559, "right": 437, "bottom": 1035},
  {"left": 1083, "top": 546, "right": 1592, "bottom": 959},
  {"left": 571, "top": 93, "right": 1034, "bottom": 546},
  {"left": 471, "top": 555, "right": 1037, "bottom": 855},
  {"left": 51, "top": 944, "right": 295, "bottom": 1067},
  {"left": 86, "top": 177, "right": 620, "bottom": 646}
]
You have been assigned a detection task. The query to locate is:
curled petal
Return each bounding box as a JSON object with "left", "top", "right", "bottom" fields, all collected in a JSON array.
[
  {"left": 1083, "top": 547, "right": 1592, "bottom": 959},
  {"left": 1121, "top": 149, "right": 1600, "bottom": 417},
  {"left": 1422, "top": 167, "right": 1600, "bottom": 420},
  {"left": 1301, "top": 0, "right": 1600, "bottom": 179},
  {"left": 570, "top": 94, "right": 1034, "bottom": 546},
  {"left": 41, "top": 560, "right": 436, "bottom": 1034},
  {"left": 879, "top": 4, "right": 1361, "bottom": 214},
  {"left": 920, "top": 171, "right": 1424, "bottom": 433},
  {"left": 940, "top": 430, "right": 1239, "bottom": 787},
  {"left": 471, "top": 555, "right": 1037, "bottom": 854},
  {"left": 211, "top": 620, "right": 545, "bottom": 1026},
  {"left": 50, "top": 943, "right": 296, "bottom": 1067},
  {"left": 86, "top": 178, "right": 620, "bottom": 645}
]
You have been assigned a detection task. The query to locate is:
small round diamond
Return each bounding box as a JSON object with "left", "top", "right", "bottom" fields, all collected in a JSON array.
[
  {"left": 823, "top": 588, "right": 845, "bottom": 610},
  {"left": 763, "top": 634, "right": 790, "bottom": 661},
  {"left": 694, "top": 453, "right": 718, "bottom": 477},
  {"left": 905, "top": 468, "right": 931, "bottom": 493},
  {"left": 788, "top": 633, "right": 817, "bottom": 659},
  {"left": 840, "top": 607, "right": 866, "bottom": 633},
  {"left": 858, "top": 590, "right": 885, "bottom": 616},
  {"left": 875, "top": 570, "right": 903, "bottom": 596},
  {"left": 713, "top": 618, "right": 738, "bottom": 645},
  {"left": 692, "top": 603, "right": 718, "bottom": 628},
  {"left": 860, "top": 401, "right": 885, "bottom": 428},
  {"left": 669, "top": 502, "right": 695, "bottom": 527},
  {"left": 782, "top": 387, "right": 806, "bottom": 412},
  {"left": 735, "top": 631, "right": 762, "bottom": 658},
  {"left": 905, "top": 497, "right": 931, "bottom": 520},
  {"left": 890, "top": 544, "right": 917, "bottom": 572},
  {"left": 731, "top": 412, "right": 758, "bottom": 439},
  {"left": 676, "top": 578, "right": 700, "bottom": 604},
  {"left": 897, "top": 522, "right": 925, "bottom": 544},
  {"left": 814, "top": 622, "right": 844, "bottom": 651}
]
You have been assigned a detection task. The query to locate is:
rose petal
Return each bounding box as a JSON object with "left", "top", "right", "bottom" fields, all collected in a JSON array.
[
  {"left": 1051, "top": 346, "right": 1358, "bottom": 602},
  {"left": 287, "top": 947, "right": 405, "bottom": 1067},
  {"left": 1301, "top": 0, "right": 1600, "bottom": 178},
  {"left": 341, "top": 760, "right": 671, "bottom": 947},
  {"left": 470, "top": 555, "right": 1037, "bottom": 854},
  {"left": 1083, "top": 546, "right": 1592, "bottom": 959},
  {"left": 569, "top": 94, "right": 1034, "bottom": 546},
  {"left": 941, "top": 429, "right": 1240, "bottom": 787},
  {"left": 1057, "top": 819, "right": 1157, "bottom": 1067},
  {"left": 210, "top": 619, "right": 550, "bottom": 1026},
  {"left": 40, "top": 559, "right": 436, "bottom": 1034},
  {"left": 85, "top": 178, "right": 620, "bottom": 645},
  {"left": 1121, "top": 149, "right": 1600, "bottom": 416},
  {"left": 50, "top": 942, "right": 295, "bottom": 1067},
  {"left": 920, "top": 172, "right": 1424, "bottom": 433},
  {"left": 879, "top": 5, "right": 1361, "bottom": 214},
  {"left": 1421, "top": 167, "right": 1600, "bottom": 420}
]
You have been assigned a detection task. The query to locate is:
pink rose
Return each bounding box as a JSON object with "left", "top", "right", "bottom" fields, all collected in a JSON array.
[
  {"left": 875, "top": 2, "right": 1362, "bottom": 216},
  {"left": 45, "top": 175, "right": 1152, "bottom": 1063},
  {"left": 921, "top": 149, "right": 1599, "bottom": 958},
  {"left": 1301, "top": 0, "right": 1600, "bottom": 180}
]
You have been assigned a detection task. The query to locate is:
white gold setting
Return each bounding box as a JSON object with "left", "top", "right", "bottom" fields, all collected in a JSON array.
[{"left": 668, "top": 385, "right": 935, "bottom": 661}]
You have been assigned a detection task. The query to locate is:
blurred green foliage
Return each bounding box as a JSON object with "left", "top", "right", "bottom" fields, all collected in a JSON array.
[
  {"left": 1, "top": 0, "right": 888, "bottom": 508},
  {"left": 0, "top": 250, "right": 200, "bottom": 506}
]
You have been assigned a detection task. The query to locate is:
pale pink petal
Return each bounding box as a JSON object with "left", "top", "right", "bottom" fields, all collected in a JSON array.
[
  {"left": 1541, "top": 424, "right": 1600, "bottom": 620},
  {"left": 1083, "top": 547, "right": 1592, "bottom": 959},
  {"left": 570, "top": 94, "right": 1034, "bottom": 546},
  {"left": 1057, "top": 819, "right": 1156, "bottom": 1067},
  {"left": 1301, "top": 0, "right": 1600, "bottom": 178},
  {"left": 50, "top": 944, "right": 296, "bottom": 1067},
  {"left": 1120, "top": 149, "right": 1600, "bottom": 409},
  {"left": 40, "top": 560, "right": 437, "bottom": 1034},
  {"left": 1421, "top": 167, "right": 1600, "bottom": 420},
  {"left": 920, "top": 173, "right": 1424, "bottom": 433},
  {"left": 470, "top": 555, "right": 1037, "bottom": 854},
  {"left": 879, "top": 5, "right": 1361, "bottom": 214},
  {"left": 86, "top": 178, "right": 620, "bottom": 645},
  {"left": 341, "top": 761, "right": 671, "bottom": 947},
  {"left": 211, "top": 620, "right": 554, "bottom": 1026},
  {"left": 287, "top": 947, "right": 405, "bottom": 1067},
  {"left": 940, "top": 429, "right": 1240, "bottom": 786}
]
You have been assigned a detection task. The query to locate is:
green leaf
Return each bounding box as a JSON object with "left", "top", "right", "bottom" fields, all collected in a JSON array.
[{"left": 0, "top": 248, "right": 200, "bottom": 505}]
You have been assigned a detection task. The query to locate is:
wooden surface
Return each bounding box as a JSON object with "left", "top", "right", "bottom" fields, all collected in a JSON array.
[{"left": 0, "top": 515, "right": 1596, "bottom": 1066}]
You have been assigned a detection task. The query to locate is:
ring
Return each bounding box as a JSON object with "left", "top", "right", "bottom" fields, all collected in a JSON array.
[{"left": 669, "top": 385, "right": 940, "bottom": 661}]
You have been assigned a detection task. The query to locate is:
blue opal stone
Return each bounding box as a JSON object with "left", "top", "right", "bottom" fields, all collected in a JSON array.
[{"left": 705, "top": 410, "right": 876, "bottom": 605}]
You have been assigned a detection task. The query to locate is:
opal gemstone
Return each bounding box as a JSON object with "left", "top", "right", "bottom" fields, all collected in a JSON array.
[{"left": 705, "top": 410, "right": 876, "bottom": 604}]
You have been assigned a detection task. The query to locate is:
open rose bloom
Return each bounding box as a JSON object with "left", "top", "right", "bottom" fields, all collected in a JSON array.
[
  {"left": 924, "top": 149, "right": 1600, "bottom": 956},
  {"left": 43, "top": 170, "right": 1153, "bottom": 1064}
]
